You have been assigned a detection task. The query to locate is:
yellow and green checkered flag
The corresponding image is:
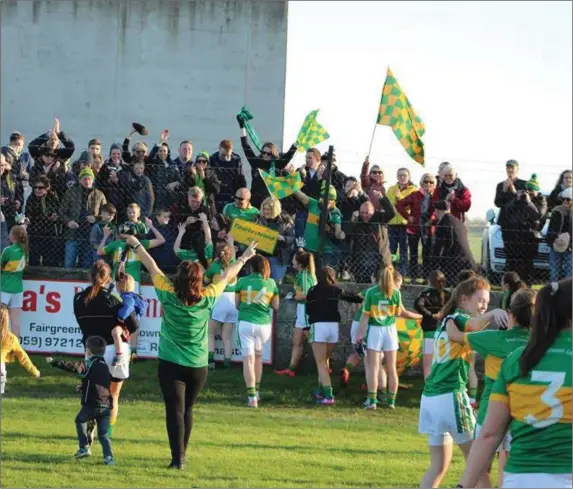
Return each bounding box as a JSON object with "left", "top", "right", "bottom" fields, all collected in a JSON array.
[
  {"left": 396, "top": 317, "right": 423, "bottom": 376},
  {"left": 296, "top": 109, "right": 330, "bottom": 152},
  {"left": 259, "top": 169, "right": 303, "bottom": 200},
  {"left": 377, "top": 68, "right": 425, "bottom": 166}
]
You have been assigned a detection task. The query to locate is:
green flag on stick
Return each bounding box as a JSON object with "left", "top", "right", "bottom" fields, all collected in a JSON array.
[
  {"left": 296, "top": 110, "right": 330, "bottom": 152},
  {"left": 237, "top": 106, "right": 263, "bottom": 152},
  {"left": 259, "top": 169, "right": 303, "bottom": 200}
]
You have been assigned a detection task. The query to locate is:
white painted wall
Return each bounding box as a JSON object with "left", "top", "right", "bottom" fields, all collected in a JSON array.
[{"left": 1, "top": 0, "right": 288, "bottom": 164}]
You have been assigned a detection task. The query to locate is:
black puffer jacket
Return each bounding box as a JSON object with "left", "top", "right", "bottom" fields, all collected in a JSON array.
[{"left": 73, "top": 285, "right": 123, "bottom": 346}]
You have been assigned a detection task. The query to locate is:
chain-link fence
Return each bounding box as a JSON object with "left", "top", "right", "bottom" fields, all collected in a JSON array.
[
  {"left": 1, "top": 153, "right": 567, "bottom": 285},
  {"left": 9, "top": 197, "right": 560, "bottom": 287}
]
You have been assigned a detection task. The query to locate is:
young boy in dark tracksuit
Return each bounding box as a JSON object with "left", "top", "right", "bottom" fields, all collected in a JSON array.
[{"left": 46, "top": 336, "right": 115, "bottom": 465}]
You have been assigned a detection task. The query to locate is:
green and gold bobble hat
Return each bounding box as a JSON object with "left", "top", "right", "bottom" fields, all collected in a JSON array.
[
  {"left": 526, "top": 173, "right": 540, "bottom": 192},
  {"left": 321, "top": 181, "right": 337, "bottom": 201}
]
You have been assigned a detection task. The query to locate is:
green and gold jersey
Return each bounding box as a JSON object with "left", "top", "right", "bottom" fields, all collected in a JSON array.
[
  {"left": 175, "top": 243, "right": 214, "bottom": 267},
  {"left": 362, "top": 286, "right": 401, "bottom": 327},
  {"left": 423, "top": 309, "right": 472, "bottom": 396},
  {"left": 205, "top": 259, "right": 236, "bottom": 293},
  {"left": 294, "top": 270, "right": 316, "bottom": 304},
  {"left": 235, "top": 273, "right": 278, "bottom": 325},
  {"left": 465, "top": 327, "right": 530, "bottom": 425},
  {"left": 102, "top": 239, "right": 151, "bottom": 283},
  {"left": 153, "top": 272, "right": 225, "bottom": 368},
  {"left": 223, "top": 203, "right": 259, "bottom": 223},
  {"left": 0, "top": 244, "right": 26, "bottom": 294},
  {"left": 491, "top": 330, "right": 572, "bottom": 474},
  {"left": 303, "top": 198, "right": 342, "bottom": 252}
]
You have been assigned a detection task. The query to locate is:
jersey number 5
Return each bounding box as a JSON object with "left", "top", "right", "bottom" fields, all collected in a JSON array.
[{"left": 525, "top": 370, "right": 566, "bottom": 428}]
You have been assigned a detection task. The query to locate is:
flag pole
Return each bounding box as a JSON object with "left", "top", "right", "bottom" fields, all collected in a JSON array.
[
  {"left": 367, "top": 124, "right": 377, "bottom": 158},
  {"left": 316, "top": 145, "right": 334, "bottom": 273},
  {"left": 368, "top": 64, "right": 389, "bottom": 158}
]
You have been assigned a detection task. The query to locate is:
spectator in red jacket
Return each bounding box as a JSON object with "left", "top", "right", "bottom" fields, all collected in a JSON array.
[
  {"left": 432, "top": 163, "right": 472, "bottom": 222},
  {"left": 395, "top": 173, "right": 437, "bottom": 280}
]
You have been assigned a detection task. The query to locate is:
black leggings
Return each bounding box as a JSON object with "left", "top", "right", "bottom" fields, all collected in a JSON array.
[{"left": 157, "top": 359, "right": 207, "bottom": 465}]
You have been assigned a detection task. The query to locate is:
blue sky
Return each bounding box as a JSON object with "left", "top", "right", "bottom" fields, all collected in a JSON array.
[{"left": 283, "top": 1, "right": 572, "bottom": 217}]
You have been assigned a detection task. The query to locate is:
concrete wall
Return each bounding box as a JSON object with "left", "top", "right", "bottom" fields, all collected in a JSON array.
[
  {"left": 1, "top": 0, "right": 288, "bottom": 160},
  {"left": 24, "top": 266, "right": 504, "bottom": 371}
]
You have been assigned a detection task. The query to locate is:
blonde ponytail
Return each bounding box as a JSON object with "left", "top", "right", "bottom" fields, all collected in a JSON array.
[{"left": 378, "top": 265, "right": 394, "bottom": 297}]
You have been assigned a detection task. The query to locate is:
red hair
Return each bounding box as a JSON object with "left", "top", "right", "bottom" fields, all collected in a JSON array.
[{"left": 174, "top": 261, "right": 204, "bottom": 305}]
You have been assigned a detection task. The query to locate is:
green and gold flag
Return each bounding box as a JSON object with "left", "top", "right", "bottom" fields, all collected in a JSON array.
[
  {"left": 296, "top": 110, "right": 330, "bottom": 152},
  {"left": 396, "top": 317, "right": 423, "bottom": 376},
  {"left": 259, "top": 169, "right": 303, "bottom": 200},
  {"left": 377, "top": 68, "right": 425, "bottom": 166}
]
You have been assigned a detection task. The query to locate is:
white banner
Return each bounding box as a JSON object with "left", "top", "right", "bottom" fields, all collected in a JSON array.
[{"left": 19, "top": 279, "right": 273, "bottom": 365}]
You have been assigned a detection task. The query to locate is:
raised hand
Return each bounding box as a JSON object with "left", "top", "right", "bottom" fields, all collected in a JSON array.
[
  {"left": 295, "top": 237, "right": 306, "bottom": 248},
  {"left": 241, "top": 241, "right": 258, "bottom": 261},
  {"left": 160, "top": 129, "right": 169, "bottom": 143}
]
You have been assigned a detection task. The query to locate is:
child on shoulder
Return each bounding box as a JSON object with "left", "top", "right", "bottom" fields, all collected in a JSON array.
[{"left": 111, "top": 273, "right": 147, "bottom": 368}]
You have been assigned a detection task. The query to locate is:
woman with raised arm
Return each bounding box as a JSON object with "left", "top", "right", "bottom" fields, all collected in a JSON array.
[
  {"left": 123, "top": 234, "right": 257, "bottom": 470},
  {"left": 237, "top": 114, "right": 297, "bottom": 208}
]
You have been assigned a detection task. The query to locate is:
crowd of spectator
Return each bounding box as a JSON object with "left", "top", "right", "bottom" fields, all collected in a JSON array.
[{"left": 1, "top": 118, "right": 571, "bottom": 285}]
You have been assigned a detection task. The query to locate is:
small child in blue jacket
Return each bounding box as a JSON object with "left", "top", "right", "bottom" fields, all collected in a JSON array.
[{"left": 111, "top": 273, "right": 148, "bottom": 367}]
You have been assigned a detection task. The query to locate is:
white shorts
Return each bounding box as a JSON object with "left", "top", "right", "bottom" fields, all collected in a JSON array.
[
  {"left": 503, "top": 472, "right": 572, "bottom": 488},
  {"left": 350, "top": 320, "right": 360, "bottom": 345},
  {"left": 1, "top": 362, "right": 6, "bottom": 395},
  {"left": 419, "top": 391, "right": 475, "bottom": 446},
  {"left": 366, "top": 324, "right": 399, "bottom": 352},
  {"left": 295, "top": 303, "right": 309, "bottom": 329},
  {"left": 475, "top": 423, "right": 511, "bottom": 452},
  {"left": 211, "top": 292, "right": 238, "bottom": 324},
  {"left": 237, "top": 321, "right": 271, "bottom": 357},
  {"left": 423, "top": 338, "right": 434, "bottom": 355},
  {"left": 309, "top": 322, "right": 339, "bottom": 344},
  {"left": 103, "top": 343, "right": 131, "bottom": 381},
  {"left": 1, "top": 292, "right": 23, "bottom": 308}
]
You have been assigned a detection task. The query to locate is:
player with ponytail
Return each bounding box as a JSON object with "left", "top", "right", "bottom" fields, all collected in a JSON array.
[
  {"left": 275, "top": 249, "right": 316, "bottom": 377},
  {"left": 205, "top": 235, "right": 238, "bottom": 369},
  {"left": 356, "top": 264, "right": 422, "bottom": 410},
  {"left": 1, "top": 225, "right": 29, "bottom": 337}
]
